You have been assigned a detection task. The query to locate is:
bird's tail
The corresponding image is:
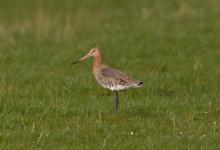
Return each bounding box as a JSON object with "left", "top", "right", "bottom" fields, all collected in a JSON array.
[{"left": 133, "top": 80, "right": 143, "bottom": 88}]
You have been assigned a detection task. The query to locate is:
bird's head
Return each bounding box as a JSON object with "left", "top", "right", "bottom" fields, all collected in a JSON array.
[{"left": 72, "top": 47, "right": 101, "bottom": 65}]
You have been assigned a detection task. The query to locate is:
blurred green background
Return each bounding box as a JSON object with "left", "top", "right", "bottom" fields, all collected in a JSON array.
[{"left": 0, "top": 0, "right": 220, "bottom": 149}]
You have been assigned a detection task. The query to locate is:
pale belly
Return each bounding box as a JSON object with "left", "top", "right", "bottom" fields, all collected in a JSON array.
[{"left": 100, "top": 83, "right": 132, "bottom": 91}]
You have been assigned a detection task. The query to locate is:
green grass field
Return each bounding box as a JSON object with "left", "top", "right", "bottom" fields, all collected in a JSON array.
[{"left": 0, "top": 0, "right": 220, "bottom": 149}]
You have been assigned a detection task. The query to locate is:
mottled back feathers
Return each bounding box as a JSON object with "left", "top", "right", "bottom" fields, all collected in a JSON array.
[{"left": 94, "top": 66, "right": 143, "bottom": 91}]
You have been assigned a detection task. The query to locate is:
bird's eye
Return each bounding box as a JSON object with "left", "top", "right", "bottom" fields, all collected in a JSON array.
[{"left": 92, "top": 49, "right": 96, "bottom": 52}]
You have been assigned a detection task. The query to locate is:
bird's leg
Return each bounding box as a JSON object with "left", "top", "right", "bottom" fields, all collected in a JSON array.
[{"left": 113, "top": 91, "right": 119, "bottom": 114}]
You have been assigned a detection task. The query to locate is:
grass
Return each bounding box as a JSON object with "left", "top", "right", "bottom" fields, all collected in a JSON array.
[{"left": 0, "top": 0, "right": 220, "bottom": 149}]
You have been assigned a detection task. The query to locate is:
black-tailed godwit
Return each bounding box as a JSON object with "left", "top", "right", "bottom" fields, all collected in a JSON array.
[{"left": 72, "top": 48, "right": 143, "bottom": 113}]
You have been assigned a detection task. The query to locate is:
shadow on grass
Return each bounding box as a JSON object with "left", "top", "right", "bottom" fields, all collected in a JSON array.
[
  {"left": 123, "top": 105, "right": 167, "bottom": 119},
  {"left": 152, "top": 88, "right": 176, "bottom": 97}
]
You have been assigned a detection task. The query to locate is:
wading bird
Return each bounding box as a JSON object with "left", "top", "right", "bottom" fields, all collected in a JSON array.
[{"left": 72, "top": 48, "right": 143, "bottom": 114}]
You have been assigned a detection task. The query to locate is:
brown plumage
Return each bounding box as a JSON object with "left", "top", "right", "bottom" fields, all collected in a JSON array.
[{"left": 72, "top": 48, "right": 143, "bottom": 113}]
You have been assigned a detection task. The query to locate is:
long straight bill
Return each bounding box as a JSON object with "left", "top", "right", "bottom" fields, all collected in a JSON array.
[
  {"left": 71, "top": 53, "right": 90, "bottom": 65},
  {"left": 71, "top": 60, "right": 80, "bottom": 65}
]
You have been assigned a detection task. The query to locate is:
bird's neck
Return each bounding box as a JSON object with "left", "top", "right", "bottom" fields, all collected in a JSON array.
[{"left": 93, "top": 53, "right": 103, "bottom": 70}]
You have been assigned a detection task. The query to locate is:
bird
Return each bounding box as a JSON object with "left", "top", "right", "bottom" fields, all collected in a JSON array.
[{"left": 72, "top": 48, "right": 143, "bottom": 114}]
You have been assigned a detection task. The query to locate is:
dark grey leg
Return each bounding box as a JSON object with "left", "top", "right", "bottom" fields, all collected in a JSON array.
[{"left": 113, "top": 91, "right": 119, "bottom": 114}]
